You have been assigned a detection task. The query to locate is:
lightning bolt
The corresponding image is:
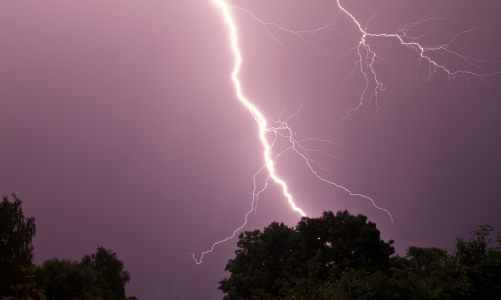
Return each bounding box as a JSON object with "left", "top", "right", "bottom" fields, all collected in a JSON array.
[
  {"left": 210, "top": 0, "right": 307, "bottom": 217},
  {"left": 191, "top": 0, "right": 500, "bottom": 264},
  {"left": 332, "top": 0, "right": 501, "bottom": 121},
  {"left": 191, "top": 0, "right": 306, "bottom": 265}
]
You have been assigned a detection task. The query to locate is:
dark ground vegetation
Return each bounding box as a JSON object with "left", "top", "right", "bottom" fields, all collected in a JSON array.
[
  {"left": 0, "top": 194, "right": 136, "bottom": 300},
  {"left": 219, "top": 210, "right": 501, "bottom": 300}
]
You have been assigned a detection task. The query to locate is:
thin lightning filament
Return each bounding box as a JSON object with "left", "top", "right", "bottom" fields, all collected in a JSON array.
[
  {"left": 191, "top": 0, "right": 305, "bottom": 265},
  {"left": 209, "top": 0, "right": 306, "bottom": 217},
  {"left": 192, "top": 0, "right": 499, "bottom": 264}
]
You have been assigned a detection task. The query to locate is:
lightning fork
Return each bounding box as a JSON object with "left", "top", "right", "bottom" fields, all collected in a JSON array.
[
  {"left": 192, "top": 0, "right": 500, "bottom": 264},
  {"left": 191, "top": 0, "right": 305, "bottom": 265}
]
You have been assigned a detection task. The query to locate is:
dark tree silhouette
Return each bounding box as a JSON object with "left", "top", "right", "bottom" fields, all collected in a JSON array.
[
  {"left": 218, "top": 210, "right": 395, "bottom": 300},
  {"left": 0, "top": 194, "right": 36, "bottom": 296},
  {"left": 82, "top": 246, "right": 131, "bottom": 300}
]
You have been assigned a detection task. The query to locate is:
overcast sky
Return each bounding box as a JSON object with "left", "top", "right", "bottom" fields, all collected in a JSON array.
[{"left": 1, "top": 0, "right": 500, "bottom": 299}]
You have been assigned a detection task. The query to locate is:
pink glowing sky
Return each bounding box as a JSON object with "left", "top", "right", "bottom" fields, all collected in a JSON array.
[{"left": 1, "top": 1, "right": 500, "bottom": 299}]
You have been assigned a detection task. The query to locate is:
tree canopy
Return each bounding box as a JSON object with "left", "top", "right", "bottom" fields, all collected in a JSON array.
[
  {"left": 82, "top": 246, "right": 131, "bottom": 300},
  {"left": 219, "top": 210, "right": 501, "bottom": 300},
  {"left": 218, "top": 210, "right": 395, "bottom": 300},
  {"left": 42, "top": 246, "right": 132, "bottom": 300},
  {"left": 0, "top": 194, "right": 36, "bottom": 296},
  {"left": 0, "top": 194, "right": 134, "bottom": 300},
  {"left": 42, "top": 258, "right": 104, "bottom": 300},
  {"left": 271, "top": 224, "right": 501, "bottom": 300}
]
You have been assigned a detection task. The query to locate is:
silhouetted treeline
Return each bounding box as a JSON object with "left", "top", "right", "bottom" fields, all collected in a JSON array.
[
  {"left": 219, "top": 210, "right": 501, "bottom": 300},
  {"left": 0, "top": 194, "right": 136, "bottom": 300}
]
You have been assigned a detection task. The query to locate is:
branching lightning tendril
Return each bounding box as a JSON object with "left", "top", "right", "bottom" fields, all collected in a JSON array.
[
  {"left": 191, "top": 0, "right": 500, "bottom": 264},
  {"left": 191, "top": 0, "right": 306, "bottom": 265}
]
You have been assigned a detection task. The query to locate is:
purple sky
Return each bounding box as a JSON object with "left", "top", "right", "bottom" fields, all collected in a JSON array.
[{"left": 1, "top": 0, "right": 501, "bottom": 299}]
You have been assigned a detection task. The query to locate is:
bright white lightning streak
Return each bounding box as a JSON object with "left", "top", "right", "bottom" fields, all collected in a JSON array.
[
  {"left": 334, "top": 0, "right": 501, "bottom": 119},
  {"left": 191, "top": 0, "right": 306, "bottom": 265},
  {"left": 192, "top": 0, "right": 500, "bottom": 264},
  {"left": 210, "top": 0, "right": 306, "bottom": 217},
  {"left": 228, "top": 1, "right": 500, "bottom": 119}
]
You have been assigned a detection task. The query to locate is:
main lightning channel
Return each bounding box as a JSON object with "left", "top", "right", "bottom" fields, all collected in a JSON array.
[
  {"left": 211, "top": 0, "right": 306, "bottom": 217},
  {"left": 191, "top": 0, "right": 305, "bottom": 265},
  {"left": 191, "top": 0, "right": 500, "bottom": 264}
]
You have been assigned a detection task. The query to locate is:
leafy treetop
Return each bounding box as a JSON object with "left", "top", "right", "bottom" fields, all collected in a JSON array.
[
  {"left": 218, "top": 210, "right": 395, "bottom": 300},
  {"left": 0, "top": 194, "right": 36, "bottom": 297}
]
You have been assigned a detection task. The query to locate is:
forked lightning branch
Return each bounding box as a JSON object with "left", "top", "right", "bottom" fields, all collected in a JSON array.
[{"left": 191, "top": 0, "right": 500, "bottom": 264}]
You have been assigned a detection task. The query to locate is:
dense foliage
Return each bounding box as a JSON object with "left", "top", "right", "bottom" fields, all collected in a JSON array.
[
  {"left": 81, "top": 246, "right": 132, "bottom": 300},
  {"left": 41, "top": 257, "right": 103, "bottom": 300},
  {"left": 263, "top": 224, "right": 501, "bottom": 300},
  {"left": 218, "top": 210, "right": 395, "bottom": 299},
  {"left": 42, "top": 246, "right": 132, "bottom": 300},
  {"left": 0, "top": 195, "right": 134, "bottom": 300},
  {"left": 0, "top": 194, "right": 36, "bottom": 297},
  {"left": 219, "top": 211, "right": 501, "bottom": 300},
  {"left": 7, "top": 267, "right": 46, "bottom": 300}
]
